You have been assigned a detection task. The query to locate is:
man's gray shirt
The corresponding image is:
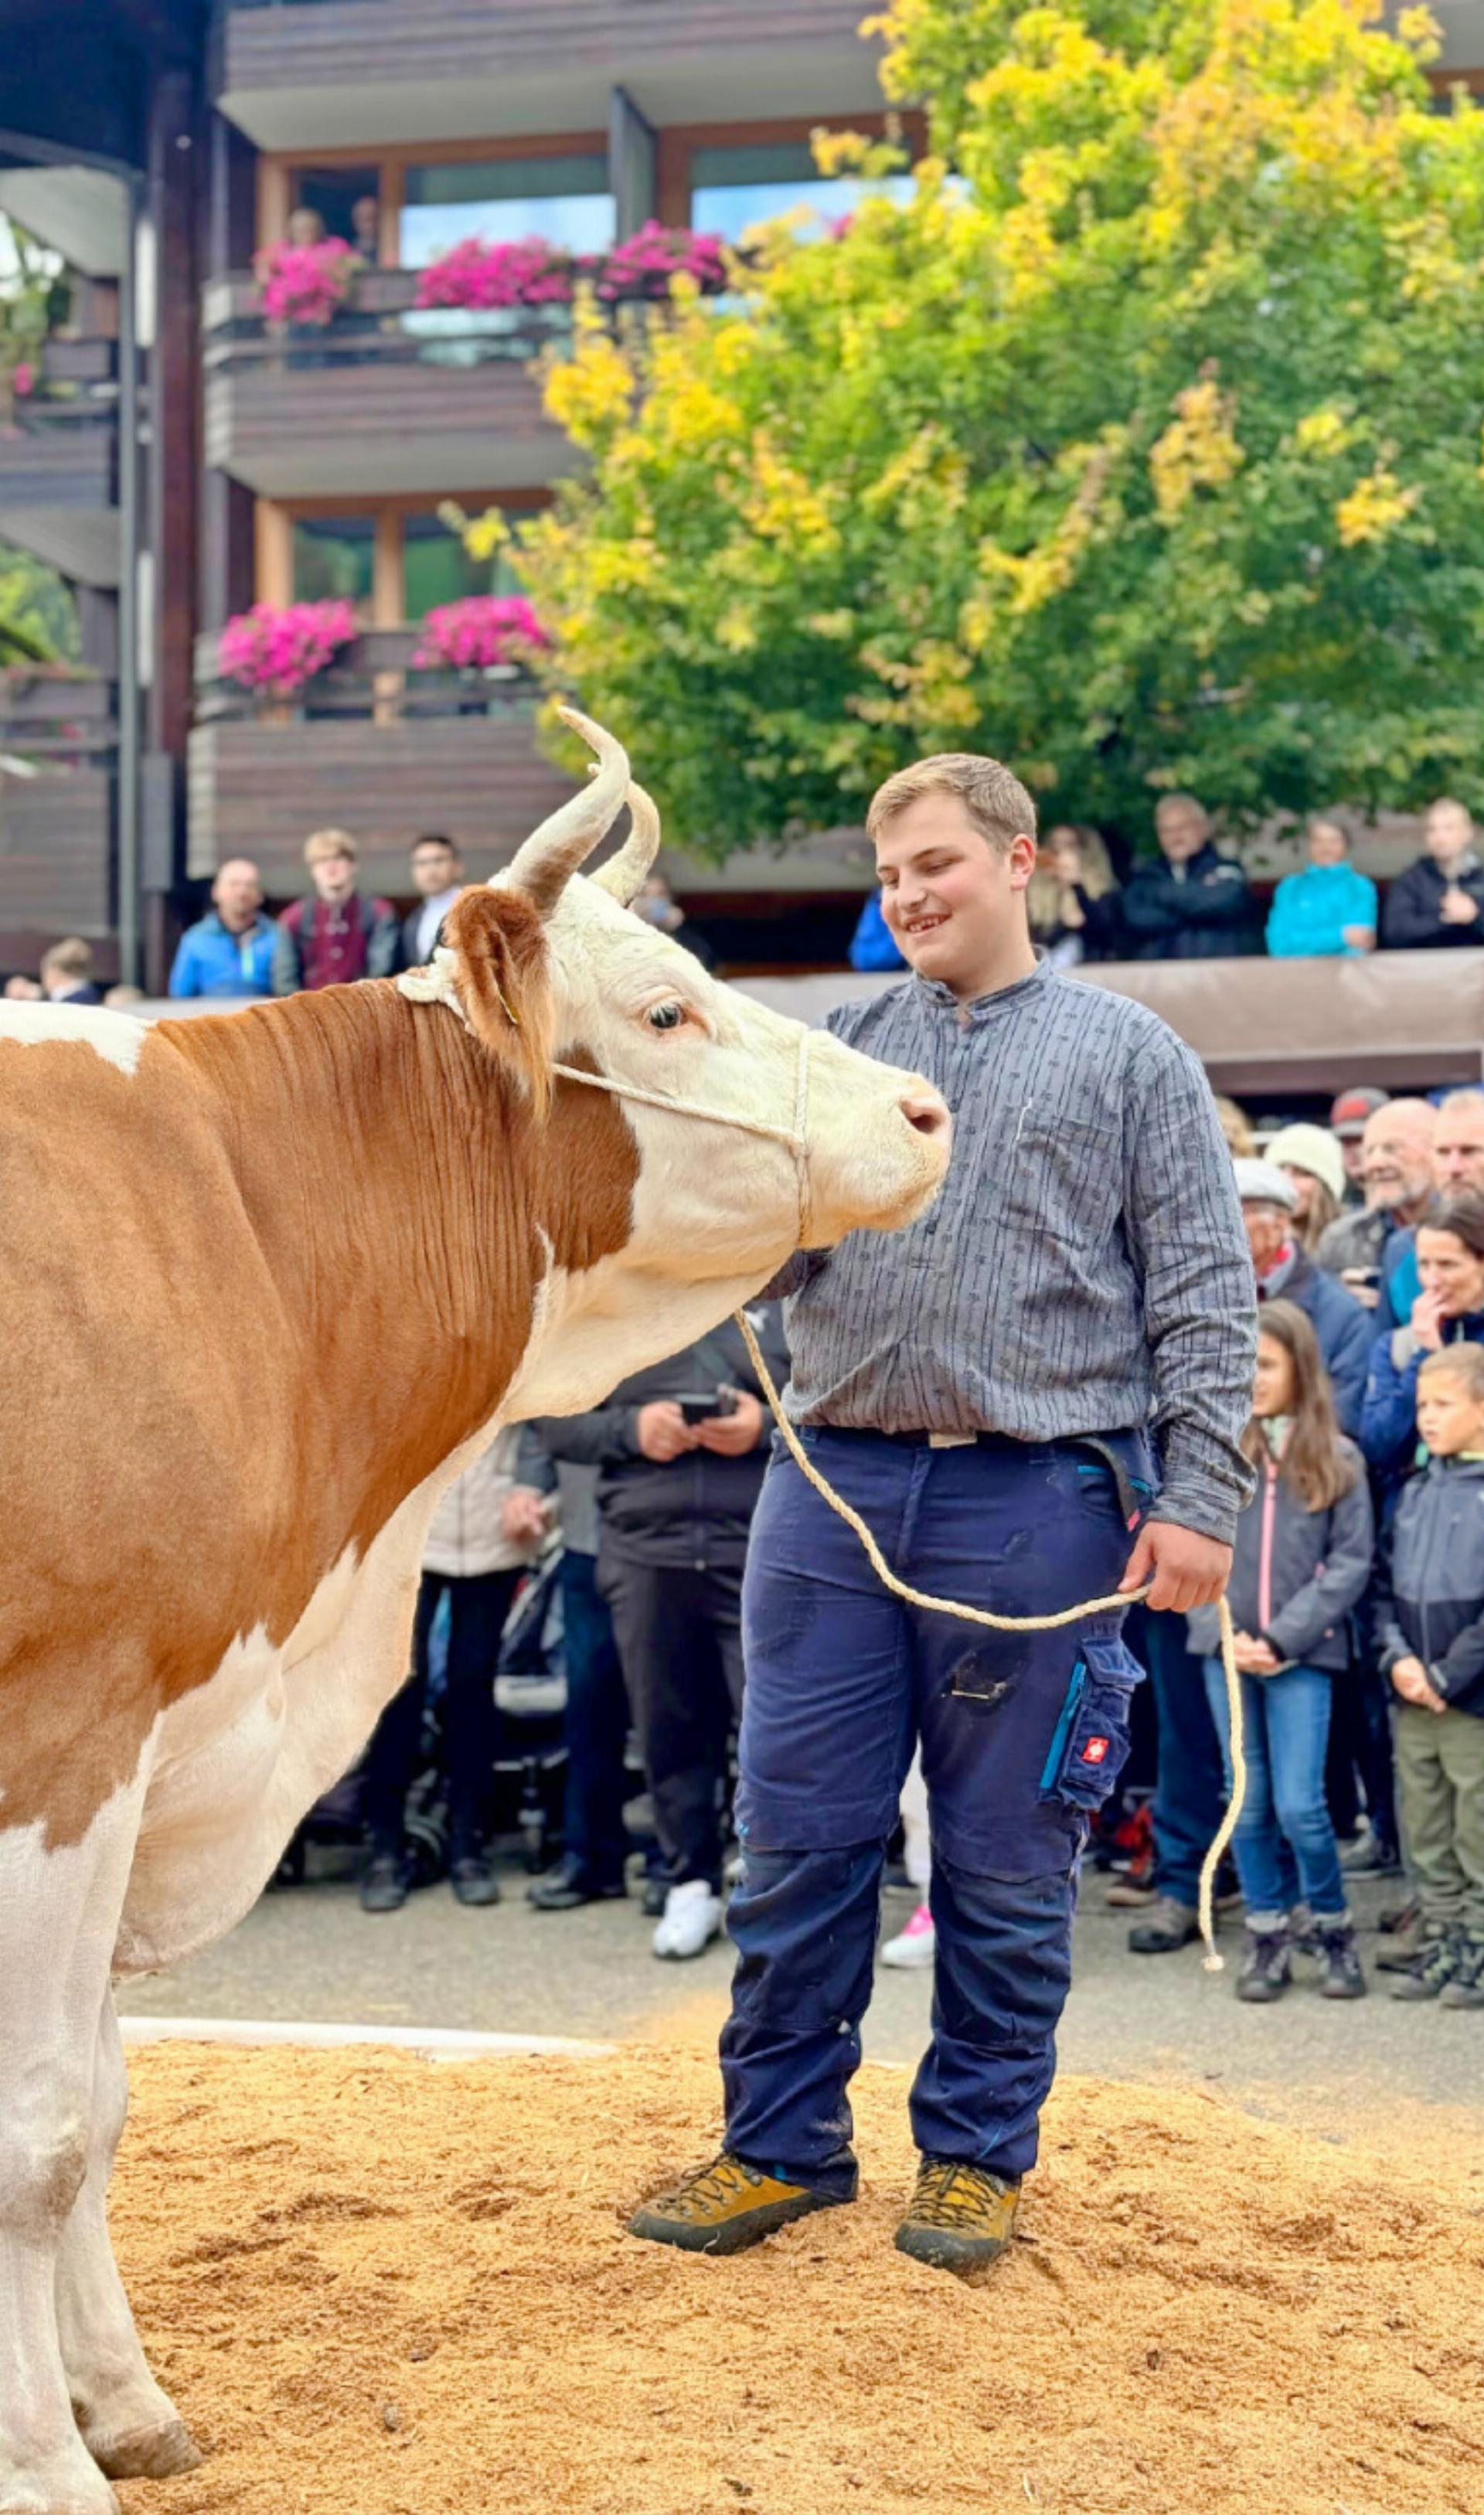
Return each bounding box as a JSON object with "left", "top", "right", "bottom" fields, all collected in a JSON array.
[{"left": 779, "top": 961, "right": 1257, "bottom": 1547}]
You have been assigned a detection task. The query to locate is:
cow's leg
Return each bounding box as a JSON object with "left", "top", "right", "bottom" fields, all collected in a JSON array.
[
  {"left": 0, "top": 1789, "right": 143, "bottom": 2515},
  {"left": 55, "top": 1993, "right": 200, "bottom": 2483}
]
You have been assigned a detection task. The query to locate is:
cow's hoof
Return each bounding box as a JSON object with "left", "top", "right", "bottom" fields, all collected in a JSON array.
[{"left": 89, "top": 2421, "right": 202, "bottom": 2483}]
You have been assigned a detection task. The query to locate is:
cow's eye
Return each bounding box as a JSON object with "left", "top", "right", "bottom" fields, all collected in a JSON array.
[{"left": 646, "top": 1002, "right": 686, "bottom": 1032}]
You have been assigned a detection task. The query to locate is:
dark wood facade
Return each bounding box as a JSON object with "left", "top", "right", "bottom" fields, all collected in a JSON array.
[
  {"left": 0, "top": 676, "right": 117, "bottom": 950},
  {"left": 222, "top": 0, "right": 876, "bottom": 110},
  {"left": 187, "top": 707, "right": 574, "bottom": 897}
]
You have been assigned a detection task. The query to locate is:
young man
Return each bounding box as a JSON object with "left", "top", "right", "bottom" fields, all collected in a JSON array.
[
  {"left": 402, "top": 832, "right": 467, "bottom": 970},
  {"left": 271, "top": 829, "right": 401, "bottom": 995},
  {"left": 168, "top": 858, "right": 276, "bottom": 999},
  {"left": 629, "top": 753, "right": 1255, "bottom": 2278}
]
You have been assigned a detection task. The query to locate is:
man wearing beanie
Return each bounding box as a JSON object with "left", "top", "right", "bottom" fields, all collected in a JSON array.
[{"left": 1235, "top": 1160, "right": 1371, "bottom": 1435}]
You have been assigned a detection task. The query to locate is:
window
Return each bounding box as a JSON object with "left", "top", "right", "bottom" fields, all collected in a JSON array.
[
  {"left": 400, "top": 154, "right": 614, "bottom": 267},
  {"left": 403, "top": 513, "right": 523, "bottom": 618},
  {"left": 292, "top": 167, "right": 380, "bottom": 258},
  {"left": 291, "top": 516, "right": 375, "bottom": 608},
  {"left": 690, "top": 141, "right": 913, "bottom": 243}
]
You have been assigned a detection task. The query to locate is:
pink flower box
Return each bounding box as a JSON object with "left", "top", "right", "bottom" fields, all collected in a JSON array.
[
  {"left": 217, "top": 600, "right": 359, "bottom": 698},
  {"left": 254, "top": 238, "right": 357, "bottom": 327},
  {"left": 410, "top": 596, "right": 550, "bottom": 672}
]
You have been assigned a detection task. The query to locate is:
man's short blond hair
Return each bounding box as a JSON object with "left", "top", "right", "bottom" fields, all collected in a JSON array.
[
  {"left": 304, "top": 827, "right": 358, "bottom": 868},
  {"left": 866, "top": 754, "right": 1037, "bottom": 856}
]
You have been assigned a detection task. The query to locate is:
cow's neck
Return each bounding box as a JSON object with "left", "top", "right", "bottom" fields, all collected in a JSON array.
[{"left": 162, "top": 983, "right": 638, "bottom": 1563}]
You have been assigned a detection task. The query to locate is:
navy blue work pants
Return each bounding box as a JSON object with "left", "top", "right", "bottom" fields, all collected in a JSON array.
[{"left": 720, "top": 1428, "right": 1148, "bottom": 2197}]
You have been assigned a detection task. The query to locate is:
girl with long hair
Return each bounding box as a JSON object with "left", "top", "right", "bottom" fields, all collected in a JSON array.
[{"left": 1188, "top": 1300, "right": 1373, "bottom": 2003}]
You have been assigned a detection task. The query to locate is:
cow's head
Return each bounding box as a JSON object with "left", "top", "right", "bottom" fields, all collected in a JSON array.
[{"left": 404, "top": 710, "right": 949, "bottom": 1319}]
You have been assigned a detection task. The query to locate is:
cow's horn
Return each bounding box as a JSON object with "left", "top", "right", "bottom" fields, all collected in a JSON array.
[
  {"left": 593, "top": 780, "right": 662, "bottom": 905},
  {"left": 504, "top": 706, "right": 630, "bottom": 913}
]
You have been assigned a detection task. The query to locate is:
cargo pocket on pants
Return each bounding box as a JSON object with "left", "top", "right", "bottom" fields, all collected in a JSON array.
[{"left": 1038, "top": 1635, "right": 1141, "bottom": 1813}]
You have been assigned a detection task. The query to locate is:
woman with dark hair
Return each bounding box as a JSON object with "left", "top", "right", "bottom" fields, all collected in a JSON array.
[
  {"left": 1026, "top": 825, "right": 1123, "bottom": 966},
  {"left": 1189, "top": 1299, "right": 1373, "bottom": 2001},
  {"left": 1361, "top": 1194, "right": 1484, "bottom": 1489}
]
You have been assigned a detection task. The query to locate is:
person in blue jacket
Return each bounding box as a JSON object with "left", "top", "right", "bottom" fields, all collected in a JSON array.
[
  {"left": 1267, "top": 817, "right": 1377, "bottom": 959},
  {"left": 1361, "top": 1196, "right": 1484, "bottom": 1495},
  {"left": 1236, "top": 1162, "right": 1371, "bottom": 1437},
  {"left": 168, "top": 859, "right": 277, "bottom": 999},
  {"left": 846, "top": 890, "right": 906, "bottom": 972}
]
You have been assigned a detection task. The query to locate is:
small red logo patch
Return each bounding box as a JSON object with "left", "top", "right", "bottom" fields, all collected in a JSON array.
[{"left": 1081, "top": 1736, "right": 1111, "bottom": 1765}]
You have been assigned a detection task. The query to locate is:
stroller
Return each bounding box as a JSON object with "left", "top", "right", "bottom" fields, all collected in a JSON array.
[{"left": 274, "top": 1539, "right": 570, "bottom": 1887}]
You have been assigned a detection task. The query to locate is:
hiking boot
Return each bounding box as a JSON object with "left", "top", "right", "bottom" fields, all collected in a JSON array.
[
  {"left": 880, "top": 1902, "right": 936, "bottom": 1969},
  {"left": 1375, "top": 1929, "right": 1423, "bottom": 1974},
  {"left": 894, "top": 2159, "right": 1020, "bottom": 2281},
  {"left": 1439, "top": 1931, "right": 1484, "bottom": 2010},
  {"left": 1128, "top": 1895, "right": 1200, "bottom": 1954},
  {"left": 1316, "top": 1917, "right": 1367, "bottom": 2000},
  {"left": 628, "top": 2153, "right": 840, "bottom": 2255},
  {"left": 359, "top": 1853, "right": 410, "bottom": 1914},
  {"left": 1388, "top": 1930, "right": 1460, "bottom": 2001},
  {"left": 1104, "top": 1877, "right": 1157, "bottom": 1909},
  {"left": 1236, "top": 1921, "right": 1292, "bottom": 2003}
]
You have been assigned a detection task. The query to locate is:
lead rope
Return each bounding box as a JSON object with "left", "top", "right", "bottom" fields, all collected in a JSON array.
[{"left": 546, "top": 1038, "right": 1243, "bottom": 1971}]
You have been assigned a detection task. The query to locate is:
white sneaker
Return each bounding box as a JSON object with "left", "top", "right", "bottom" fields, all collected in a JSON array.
[
  {"left": 881, "top": 1901, "right": 936, "bottom": 1969},
  {"left": 652, "top": 1880, "right": 724, "bottom": 1960}
]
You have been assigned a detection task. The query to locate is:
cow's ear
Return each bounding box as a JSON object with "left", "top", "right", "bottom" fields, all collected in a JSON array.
[{"left": 441, "top": 886, "right": 555, "bottom": 1117}]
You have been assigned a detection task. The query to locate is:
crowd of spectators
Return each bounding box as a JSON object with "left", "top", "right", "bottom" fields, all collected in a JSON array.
[{"left": 849, "top": 790, "right": 1484, "bottom": 972}]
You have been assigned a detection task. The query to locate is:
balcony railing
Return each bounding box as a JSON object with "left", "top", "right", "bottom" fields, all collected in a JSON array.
[
  {"left": 193, "top": 625, "right": 544, "bottom": 723},
  {"left": 0, "top": 339, "right": 121, "bottom": 510},
  {"left": 201, "top": 271, "right": 581, "bottom": 495},
  {"left": 0, "top": 672, "right": 117, "bottom": 943}
]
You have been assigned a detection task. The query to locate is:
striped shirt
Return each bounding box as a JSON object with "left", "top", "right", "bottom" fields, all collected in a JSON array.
[{"left": 781, "top": 960, "right": 1257, "bottom": 1547}]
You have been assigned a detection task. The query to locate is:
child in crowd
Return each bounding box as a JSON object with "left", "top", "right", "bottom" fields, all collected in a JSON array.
[
  {"left": 1188, "top": 1301, "right": 1373, "bottom": 2002},
  {"left": 1374, "top": 1344, "right": 1484, "bottom": 2006}
]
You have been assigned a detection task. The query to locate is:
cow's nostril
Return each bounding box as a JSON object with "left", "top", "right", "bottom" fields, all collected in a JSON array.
[{"left": 900, "top": 1093, "right": 948, "bottom": 1138}]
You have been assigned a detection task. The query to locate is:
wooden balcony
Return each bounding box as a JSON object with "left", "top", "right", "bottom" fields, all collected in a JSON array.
[
  {"left": 218, "top": 0, "right": 882, "bottom": 151},
  {"left": 202, "top": 271, "right": 574, "bottom": 498},
  {"left": 0, "top": 339, "right": 121, "bottom": 585},
  {"left": 0, "top": 673, "right": 116, "bottom": 950},
  {"left": 188, "top": 630, "right": 573, "bottom": 893}
]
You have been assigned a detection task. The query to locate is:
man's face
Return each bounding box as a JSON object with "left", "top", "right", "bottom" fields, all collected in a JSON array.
[
  {"left": 876, "top": 796, "right": 1033, "bottom": 991},
  {"left": 1426, "top": 801, "right": 1474, "bottom": 871},
  {"left": 213, "top": 859, "right": 263, "bottom": 928},
  {"left": 311, "top": 852, "right": 357, "bottom": 903},
  {"left": 1155, "top": 800, "right": 1207, "bottom": 865},
  {"left": 1434, "top": 1101, "right": 1484, "bottom": 1196},
  {"left": 411, "top": 843, "right": 461, "bottom": 901},
  {"left": 1242, "top": 1203, "right": 1290, "bottom": 1275},
  {"left": 1360, "top": 1108, "right": 1436, "bottom": 1212}
]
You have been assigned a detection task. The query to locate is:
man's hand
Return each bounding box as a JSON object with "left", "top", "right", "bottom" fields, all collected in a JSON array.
[
  {"left": 1341, "top": 924, "right": 1376, "bottom": 954},
  {"left": 694, "top": 1390, "right": 766, "bottom": 1456},
  {"left": 1441, "top": 886, "right": 1480, "bottom": 927},
  {"left": 1390, "top": 1653, "right": 1448, "bottom": 1714},
  {"left": 1119, "top": 1521, "right": 1233, "bottom": 1615},
  {"left": 1341, "top": 1267, "right": 1382, "bottom": 1312},
  {"left": 635, "top": 1401, "right": 697, "bottom": 1464},
  {"left": 500, "top": 1487, "right": 550, "bottom": 1546}
]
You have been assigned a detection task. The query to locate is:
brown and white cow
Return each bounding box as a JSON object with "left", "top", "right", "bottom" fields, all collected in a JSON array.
[{"left": 0, "top": 710, "right": 948, "bottom": 2515}]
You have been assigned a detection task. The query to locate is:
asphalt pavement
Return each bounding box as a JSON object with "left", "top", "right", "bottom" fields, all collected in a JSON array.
[{"left": 117, "top": 1855, "right": 1484, "bottom": 2143}]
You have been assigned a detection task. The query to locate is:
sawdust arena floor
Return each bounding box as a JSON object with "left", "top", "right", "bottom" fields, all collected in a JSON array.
[{"left": 112, "top": 2041, "right": 1484, "bottom": 2515}]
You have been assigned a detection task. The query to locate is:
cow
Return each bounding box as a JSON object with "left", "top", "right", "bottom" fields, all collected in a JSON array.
[{"left": 0, "top": 709, "right": 950, "bottom": 2515}]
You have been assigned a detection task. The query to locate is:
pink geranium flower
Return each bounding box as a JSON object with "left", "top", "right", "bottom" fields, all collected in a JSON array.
[
  {"left": 410, "top": 595, "right": 550, "bottom": 672},
  {"left": 254, "top": 238, "right": 356, "bottom": 326},
  {"left": 217, "top": 600, "right": 359, "bottom": 697}
]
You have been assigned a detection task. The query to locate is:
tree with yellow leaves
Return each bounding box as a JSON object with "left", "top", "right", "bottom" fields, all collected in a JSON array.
[{"left": 513, "top": 1, "right": 1484, "bottom": 856}]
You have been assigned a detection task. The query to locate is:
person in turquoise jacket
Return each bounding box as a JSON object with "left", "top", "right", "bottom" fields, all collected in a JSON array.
[{"left": 1267, "top": 817, "right": 1377, "bottom": 958}]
